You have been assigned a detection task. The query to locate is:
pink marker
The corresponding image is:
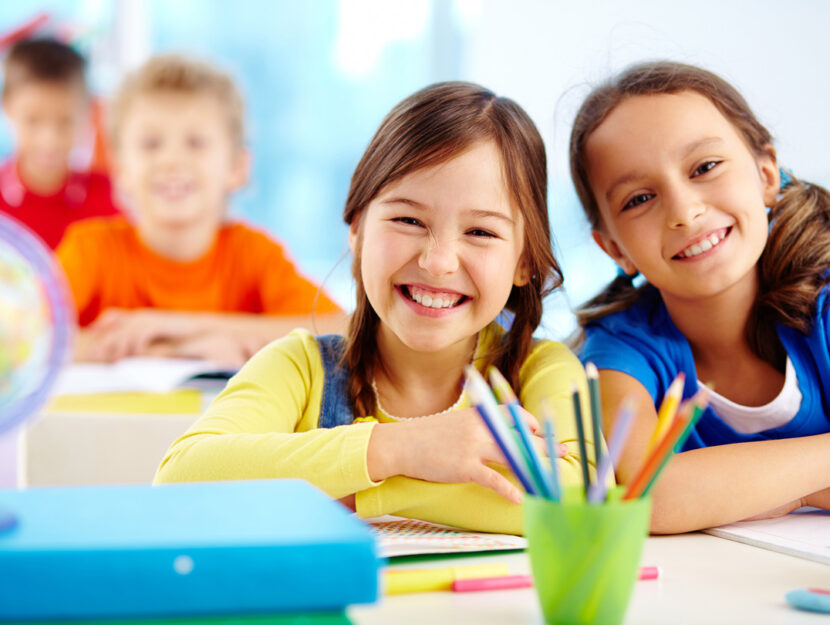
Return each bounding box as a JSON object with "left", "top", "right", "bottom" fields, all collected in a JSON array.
[
  {"left": 639, "top": 566, "right": 660, "bottom": 581},
  {"left": 452, "top": 575, "right": 533, "bottom": 592}
]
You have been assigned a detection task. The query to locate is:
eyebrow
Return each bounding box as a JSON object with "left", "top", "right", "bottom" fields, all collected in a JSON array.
[
  {"left": 380, "top": 197, "right": 515, "bottom": 225},
  {"left": 604, "top": 136, "right": 725, "bottom": 202}
]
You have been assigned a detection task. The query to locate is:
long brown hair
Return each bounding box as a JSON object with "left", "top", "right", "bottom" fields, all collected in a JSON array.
[
  {"left": 343, "top": 81, "right": 561, "bottom": 417},
  {"left": 569, "top": 61, "right": 830, "bottom": 364}
]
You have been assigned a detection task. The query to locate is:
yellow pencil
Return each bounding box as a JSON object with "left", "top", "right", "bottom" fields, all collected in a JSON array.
[{"left": 646, "top": 373, "right": 685, "bottom": 453}]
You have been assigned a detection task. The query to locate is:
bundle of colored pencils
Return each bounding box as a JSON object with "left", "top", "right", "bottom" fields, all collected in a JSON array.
[
  {"left": 465, "top": 364, "right": 709, "bottom": 504},
  {"left": 622, "top": 375, "right": 709, "bottom": 500}
]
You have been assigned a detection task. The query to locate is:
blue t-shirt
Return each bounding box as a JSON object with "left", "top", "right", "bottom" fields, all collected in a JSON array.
[{"left": 580, "top": 285, "right": 830, "bottom": 451}]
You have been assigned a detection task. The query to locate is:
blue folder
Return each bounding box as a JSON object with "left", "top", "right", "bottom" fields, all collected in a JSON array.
[{"left": 0, "top": 480, "right": 379, "bottom": 621}]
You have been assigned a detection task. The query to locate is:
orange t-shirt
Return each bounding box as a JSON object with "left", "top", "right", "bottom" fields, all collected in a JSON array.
[{"left": 56, "top": 216, "right": 342, "bottom": 327}]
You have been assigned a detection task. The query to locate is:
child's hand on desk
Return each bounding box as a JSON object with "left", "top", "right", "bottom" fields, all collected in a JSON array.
[
  {"left": 366, "top": 408, "right": 566, "bottom": 505},
  {"left": 81, "top": 308, "right": 207, "bottom": 362}
]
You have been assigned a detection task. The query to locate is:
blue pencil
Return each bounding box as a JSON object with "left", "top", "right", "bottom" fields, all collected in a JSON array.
[
  {"left": 487, "top": 367, "right": 551, "bottom": 499},
  {"left": 543, "top": 418, "right": 561, "bottom": 502},
  {"left": 465, "top": 367, "right": 538, "bottom": 495}
]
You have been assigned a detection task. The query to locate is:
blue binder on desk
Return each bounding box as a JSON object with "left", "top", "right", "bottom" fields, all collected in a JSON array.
[{"left": 0, "top": 480, "right": 379, "bottom": 621}]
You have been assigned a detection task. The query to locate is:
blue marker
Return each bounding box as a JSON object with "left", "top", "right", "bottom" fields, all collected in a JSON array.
[{"left": 786, "top": 588, "right": 830, "bottom": 614}]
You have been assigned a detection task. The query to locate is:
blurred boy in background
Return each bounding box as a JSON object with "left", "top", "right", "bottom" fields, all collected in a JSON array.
[
  {"left": 0, "top": 37, "right": 118, "bottom": 248},
  {"left": 57, "top": 54, "right": 345, "bottom": 366}
]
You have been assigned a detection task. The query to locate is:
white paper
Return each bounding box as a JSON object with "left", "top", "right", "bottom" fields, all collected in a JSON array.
[
  {"left": 704, "top": 507, "right": 830, "bottom": 565},
  {"left": 367, "top": 516, "right": 527, "bottom": 558},
  {"left": 52, "top": 358, "right": 236, "bottom": 395}
]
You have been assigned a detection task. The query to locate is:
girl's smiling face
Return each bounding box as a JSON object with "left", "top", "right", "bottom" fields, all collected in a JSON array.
[
  {"left": 351, "top": 140, "right": 528, "bottom": 355},
  {"left": 585, "top": 91, "right": 780, "bottom": 304}
]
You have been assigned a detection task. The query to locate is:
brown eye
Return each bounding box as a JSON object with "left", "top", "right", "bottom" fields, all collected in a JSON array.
[
  {"left": 623, "top": 193, "right": 653, "bottom": 211},
  {"left": 692, "top": 161, "right": 720, "bottom": 177}
]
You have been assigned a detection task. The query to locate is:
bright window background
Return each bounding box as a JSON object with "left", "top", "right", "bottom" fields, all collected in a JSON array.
[{"left": 1, "top": 1, "right": 828, "bottom": 340}]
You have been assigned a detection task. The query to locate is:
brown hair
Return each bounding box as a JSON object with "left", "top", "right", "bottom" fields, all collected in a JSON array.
[
  {"left": 343, "top": 81, "right": 561, "bottom": 416},
  {"left": 2, "top": 38, "right": 85, "bottom": 98},
  {"left": 108, "top": 54, "right": 245, "bottom": 150},
  {"left": 570, "top": 61, "right": 830, "bottom": 365}
]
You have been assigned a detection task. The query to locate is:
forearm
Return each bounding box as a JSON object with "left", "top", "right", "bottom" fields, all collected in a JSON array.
[
  {"left": 355, "top": 472, "right": 524, "bottom": 535},
  {"left": 647, "top": 433, "right": 830, "bottom": 534},
  {"left": 194, "top": 311, "right": 348, "bottom": 344},
  {"left": 154, "top": 422, "right": 380, "bottom": 499}
]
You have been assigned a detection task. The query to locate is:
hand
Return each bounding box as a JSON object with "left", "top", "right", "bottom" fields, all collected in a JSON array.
[
  {"left": 367, "top": 406, "right": 567, "bottom": 504},
  {"left": 84, "top": 309, "right": 207, "bottom": 362},
  {"left": 169, "top": 333, "right": 263, "bottom": 367}
]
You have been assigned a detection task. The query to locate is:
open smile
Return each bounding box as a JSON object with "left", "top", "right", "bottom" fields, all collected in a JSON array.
[
  {"left": 397, "top": 285, "right": 470, "bottom": 316},
  {"left": 673, "top": 227, "right": 731, "bottom": 260}
]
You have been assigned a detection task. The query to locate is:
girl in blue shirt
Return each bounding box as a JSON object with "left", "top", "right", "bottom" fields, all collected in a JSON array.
[{"left": 571, "top": 61, "right": 830, "bottom": 533}]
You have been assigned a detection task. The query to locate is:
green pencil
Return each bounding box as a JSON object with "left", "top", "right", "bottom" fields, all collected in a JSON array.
[
  {"left": 585, "top": 362, "right": 604, "bottom": 477},
  {"left": 572, "top": 383, "right": 591, "bottom": 495}
]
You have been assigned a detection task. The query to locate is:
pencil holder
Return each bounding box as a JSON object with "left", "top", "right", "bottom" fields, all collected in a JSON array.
[{"left": 523, "top": 487, "right": 651, "bottom": 625}]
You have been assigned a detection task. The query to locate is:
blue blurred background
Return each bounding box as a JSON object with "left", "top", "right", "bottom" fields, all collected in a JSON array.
[{"left": 2, "top": 0, "right": 829, "bottom": 340}]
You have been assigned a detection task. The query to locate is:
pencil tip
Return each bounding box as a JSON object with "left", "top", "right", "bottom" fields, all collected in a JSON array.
[{"left": 585, "top": 362, "right": 598, "bottom": 379}]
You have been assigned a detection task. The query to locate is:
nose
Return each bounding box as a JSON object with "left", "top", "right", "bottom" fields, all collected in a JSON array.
[
  {"left": 418, "top": 233, "right": 459, "bottom": 276},
  {"left": 664, "top": 184, "right": 705, "bottom": 229}
]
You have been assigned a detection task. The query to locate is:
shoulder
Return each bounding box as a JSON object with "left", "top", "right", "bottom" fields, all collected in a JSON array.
[
  {"left": 220, "top": 220, "right": 286, "bottom": 250},
  {"left": 521, "top": 338, "right": 582, "bottom": 383},
  {"left": 236, "top": 328, "right": 324, "bottom": 382},
  {"left": 580, "top": 287, "right": 686, "bottom": 400},
  {"left": 59, "top": 215, "right": 133, "bottom": 248}
]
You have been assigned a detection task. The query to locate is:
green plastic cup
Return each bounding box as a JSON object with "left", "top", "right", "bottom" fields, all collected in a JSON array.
[{"left": 523, "top": 487, "right": 651, "bottom": 625}]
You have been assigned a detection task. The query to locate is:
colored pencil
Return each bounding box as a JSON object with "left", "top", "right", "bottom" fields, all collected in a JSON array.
[
  {"left": 640, "top": 389, "right": 709, "bottom": 497},
  {"left": 624, "top": 387, "right": 708, "bottom": 500},
  {"left": 572, "top": 383, "right": 592, "bottom": 495},
  {"left": 585, "top": 362, "right": 604, "bottom": 478},
  {"left": 465, "top": 366, "right": 538, "bottom": 495},
  {"left": 541, "top": 401, "right": 562, "bottom": 501},
  {"left": 646, "top": 373, "right": 685, "bottom": 454},
  {"left": 488, "top": 367, "right": 552, "bottom": 499},
  {"left": 587, "top": 397, "right": 636, "bottom": 503}
]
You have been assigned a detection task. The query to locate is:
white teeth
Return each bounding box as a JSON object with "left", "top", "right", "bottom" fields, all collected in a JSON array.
[
  {"left": 680, "top": 231, "right": 726, "bottom": 258},
  {"left": 408, "top": 287, "right": 461, "bottom": 309}
]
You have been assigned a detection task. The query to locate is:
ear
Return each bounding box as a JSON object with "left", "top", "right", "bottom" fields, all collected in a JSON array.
[
  {"left": 758, "top": 143, "right": 780, "bottom": 206},
  {"left": 592, "top": 229, "right": 638, "bottom": 276},
  {"left": 227, "top": 148, "right": 251, "bottom": 191},
  {"left": 513, "top": 256, "right": 531, "bottom": 287}
]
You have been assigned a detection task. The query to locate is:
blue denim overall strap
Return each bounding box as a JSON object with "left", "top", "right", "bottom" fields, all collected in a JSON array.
[{"left": 316, "top": 334, "right": 354, "bottom": 428}]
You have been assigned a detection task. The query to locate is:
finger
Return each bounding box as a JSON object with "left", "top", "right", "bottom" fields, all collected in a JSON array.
[
  {"left": 471, "top": 464, "right": 523, "bottom": 505},
  {"left": 516, "top": 407, "right": 540, "bottom": 433}
]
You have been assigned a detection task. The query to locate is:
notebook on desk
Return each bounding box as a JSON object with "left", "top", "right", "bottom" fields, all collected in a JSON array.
[
  {"left": 0, "top": 480, "right": 379, "bottom": 621},
  {"left": 704, "top": 507, "right": 830, "bottom": 565}
]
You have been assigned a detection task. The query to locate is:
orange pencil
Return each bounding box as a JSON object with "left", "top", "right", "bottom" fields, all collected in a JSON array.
[{"left": 624, "top": 402, "right": 693, "bottom": 500}]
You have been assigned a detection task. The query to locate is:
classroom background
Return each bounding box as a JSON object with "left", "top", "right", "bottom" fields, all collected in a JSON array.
[{"left": 4, "top": 0, "right": 829, "bottom": 339}]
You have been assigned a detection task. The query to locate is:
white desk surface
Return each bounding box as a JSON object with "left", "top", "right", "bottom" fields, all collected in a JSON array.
[{"left": 350, "top": 532, "right": 830, "bottom": 625}]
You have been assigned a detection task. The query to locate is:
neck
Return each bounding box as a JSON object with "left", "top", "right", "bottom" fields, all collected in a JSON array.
[
  {"left": 18, "top": 158, "right": 67, "bottom": 195},
  {"left": 374, "top": 325, "right": 478, "bottom": 418},
  {"left": 135, "top": 217, "right": 219, "bottom": 262},
  {"left": 662, "top": 270, "right": 759, "bottom": 368}
]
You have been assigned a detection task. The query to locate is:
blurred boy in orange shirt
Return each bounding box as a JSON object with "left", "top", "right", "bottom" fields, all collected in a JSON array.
[
  {"left": 1, "top": 38, "right": 118, "bottom": 248},
  {"left": 57, "top": 55, "right": 345, "bottom": 366}
]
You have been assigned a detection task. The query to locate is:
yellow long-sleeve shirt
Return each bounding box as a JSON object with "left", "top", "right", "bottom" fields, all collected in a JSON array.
[{"left": 155, "top": 323, "right": 596, "bottom": 534}]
